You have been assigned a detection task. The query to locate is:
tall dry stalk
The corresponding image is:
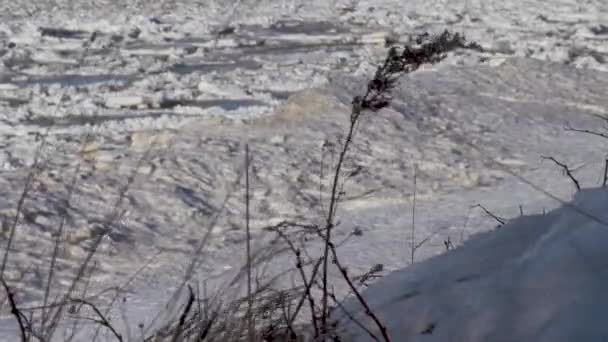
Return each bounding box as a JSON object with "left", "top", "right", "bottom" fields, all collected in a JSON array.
[
  {"left": 245, "top": 144, "right": 254, "bottom": 341},
  {"left": 410, "top": 163, "right": 417, "bottom": 265},
  {"left": 318, "top": 31, "right": 482, "bottom": 339}
]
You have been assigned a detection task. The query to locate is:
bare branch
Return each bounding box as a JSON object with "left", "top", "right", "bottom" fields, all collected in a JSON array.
[
  {"left": 541, "top": 156, "right": 581, "bottom": 191},
  {"left": 245, "top": 144, "right": 255, "bottom": 342},
  {"left": 564, "top": 124, "right": 608, "bottom": 140},
  {"left": 411, "top": 164, "right": 417, "bottom": 264},
  {"left": 474, "top": 204, "right": 506, "bottom": 226},
  {"left": 67, "top": 298, "right": 123, "bottom": 342},
  {"left": 328, "top": 244, "right": 390, "bottom": 341},
  {"left": 1, "top": 279, "right": 28, "bottom": 342},
  {"left": 170, "top": 285, "right": 195, "bottom": 342},
  {"left": 603, "top": 159, "right": 608, "bottom": 187},
  {"left": 319, "top": 29, "right": 479, "bottom": 333}
]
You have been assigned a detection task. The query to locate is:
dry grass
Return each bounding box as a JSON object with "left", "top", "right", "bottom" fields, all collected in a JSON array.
[{"left": 0, "top": 30, "right": 481, "bottom": 342}]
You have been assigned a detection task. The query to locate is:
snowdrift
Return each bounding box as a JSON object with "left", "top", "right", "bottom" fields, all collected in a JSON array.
[{"left": 335, "top": 187, "right": 608, "bottom": 342}]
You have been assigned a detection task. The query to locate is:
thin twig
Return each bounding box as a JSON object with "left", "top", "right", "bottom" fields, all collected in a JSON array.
[
  {"left": 1, "top": 279, "right": 28, "bottom": 342},
  {"left": 41, "top": 151, "right": 85, "bottom": 334},
  {"left": 564, "top": 125, "right": 608, "bottom": 140},
  {"left": 329, "top": 245, "right": 390, "bottom": 341},
  {"left": 460, "top": 206, "right": 472, "bottom": 245},
  {"left": 412, "top": 224, "right": 454, "bottom": 255},
  {"left": 42, "top": 32, "right": 135, "bottom": 341},
  {"left": 0, "top": 31, "right": 100, "bottom": 285},
  {"left": 92, "top": 253, "right": 158, "bottom": 341},
  {"left": 1, "top": 31, "right": 100, "bottom": 295},
  {"left": 46, "top": 144, "right": 150, "bottom": 340},
  {"left": 321, "top": 118, "right": 357, "bottom": 330},
  {"left": 474, "top": 204, "right": 506, "bottom": 225},
  {"left": 68, "top": 298, "right": 123, "bottom": 342},
  {"left": 603, "top": 159, "right": 608, "bottom": 187},
  {"left": 269, "top": 225, "right": 321, "bottom": 336},
  {"left": 541, "top": 156, "right": 581, "bottom": 191},
  {"left": 0, "top": 156, "right": 42, "bottom": 281},
  {"left": 320, "top": 141, "right": 327, "bottom": 214},
  {"left": 195, "top": 310, "right": 218, "bottom": 341},
  {"left": 245, "top": 144, "right": 255, "bottom": 342},
  {"left": 457, "top": 138, "right": 608, "bottom": 227},
  {"left": 318, "top": 30, "right": 480, "bottom": 337},
  {"left": 325, "top": 289, "right": 380, "bottom": 342},
  {"left": 170, "top": 285, "right": 195, "bottom": 342},
  {"left": 147, "top": 163, "right": 245, "bottom": 335},
  {"left": 410, "top": 163, "right": 417, "bottom": 265}
]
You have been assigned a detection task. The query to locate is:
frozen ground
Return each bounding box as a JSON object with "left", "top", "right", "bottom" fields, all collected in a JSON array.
[{"left": 0, "top": 0, "right": 607, "bottom": 340}]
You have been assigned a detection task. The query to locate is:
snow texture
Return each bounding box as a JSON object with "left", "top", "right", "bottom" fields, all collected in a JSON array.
[
  {"left": 335, "top": 187, "right": 608, "bottom": 342},
  {"left": 0, "top": 0, "right": 607, "bottom": 340}
]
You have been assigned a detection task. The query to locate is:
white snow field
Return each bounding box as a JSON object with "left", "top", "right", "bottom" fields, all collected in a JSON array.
[
  {"left": 334, "top": 187, "right": 608, "bottom": 342},
  {"left": 0, "top": 0, "right": 607, "bottom": 340}
]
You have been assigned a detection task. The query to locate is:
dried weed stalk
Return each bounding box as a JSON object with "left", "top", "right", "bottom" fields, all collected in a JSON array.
[{"left": 318, "top": 30, "right": 481, "bottom": 340}]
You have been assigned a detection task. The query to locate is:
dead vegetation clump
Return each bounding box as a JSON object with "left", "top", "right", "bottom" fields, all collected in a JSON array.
[{"left": 0, "top": 30, "right": 480, "bottom": 342}]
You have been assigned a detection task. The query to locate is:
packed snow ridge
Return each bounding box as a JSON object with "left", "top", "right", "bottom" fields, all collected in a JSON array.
[{"left": 335, "top": 187, "right": 608, "bottom": 341}]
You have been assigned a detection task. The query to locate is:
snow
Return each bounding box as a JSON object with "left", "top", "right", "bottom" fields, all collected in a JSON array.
[
  {"left": 0, "top": 0, "right": 607, "bottom": 340},
  {"left": 335, "top": 187, "right": 608, "bottom": 341}
]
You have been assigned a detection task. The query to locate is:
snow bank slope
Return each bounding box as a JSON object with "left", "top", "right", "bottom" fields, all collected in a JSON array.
[{"left": 335, "top": 187, "right": 608, "bottom": 342}]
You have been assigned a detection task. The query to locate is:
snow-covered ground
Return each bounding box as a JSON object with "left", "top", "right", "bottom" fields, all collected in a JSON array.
[
  {"left": 0, "top": 0, "right": 607, "bottom": 340},
  {"left": 334, "top": 187, "right": 608, "bottom": 341}
]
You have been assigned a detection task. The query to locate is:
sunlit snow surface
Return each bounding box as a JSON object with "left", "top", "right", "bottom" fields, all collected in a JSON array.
[
  {"left": 335, "top": 187, "right": 608, "bottom": 341},
  {"left": 0, "top": 0, "right": 607, "bottom": 340}
]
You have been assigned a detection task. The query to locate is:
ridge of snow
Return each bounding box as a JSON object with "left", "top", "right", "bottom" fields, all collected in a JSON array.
[{"left": 335, "top": 187, "right": 608, "bottom": 341}]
